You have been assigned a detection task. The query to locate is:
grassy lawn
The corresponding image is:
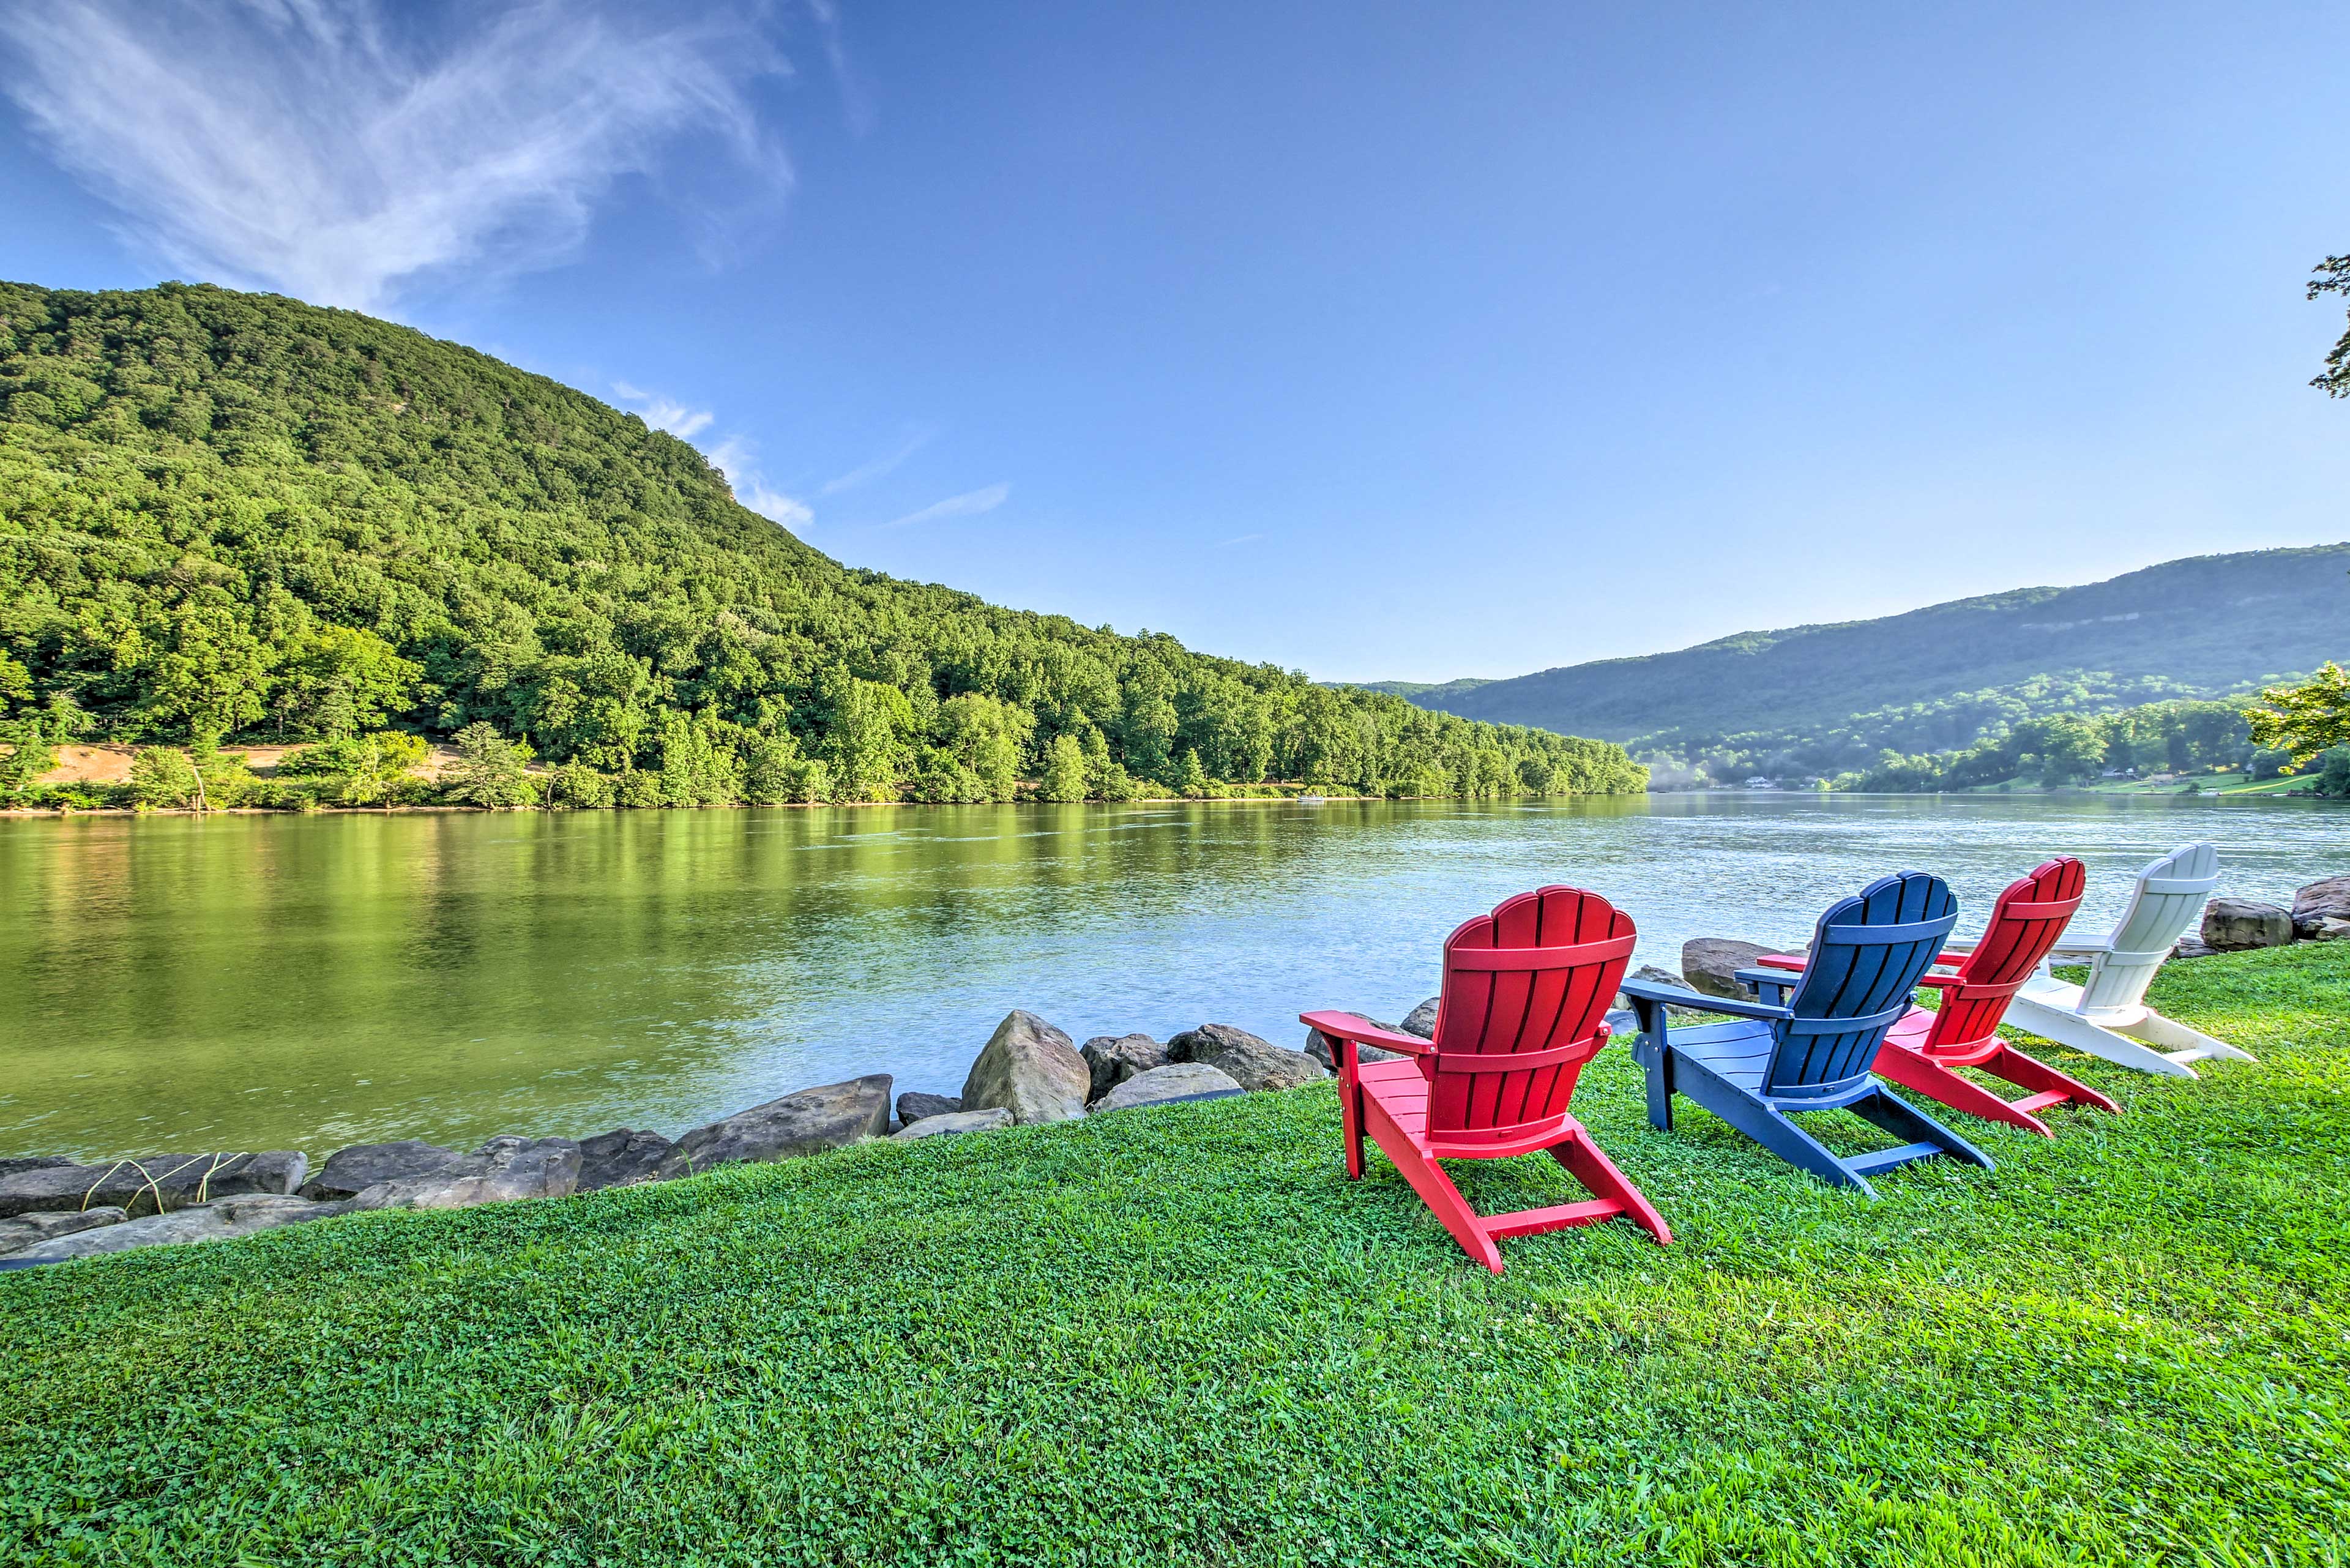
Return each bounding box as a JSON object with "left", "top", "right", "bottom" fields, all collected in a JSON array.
[{"left": 3, "top": 946, "right": 2346, "bottom": 1567}]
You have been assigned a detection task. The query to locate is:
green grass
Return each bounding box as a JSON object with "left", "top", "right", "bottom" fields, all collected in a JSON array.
[{"left": 4, "top": 946, "right": 2347, "bottom": 1567}]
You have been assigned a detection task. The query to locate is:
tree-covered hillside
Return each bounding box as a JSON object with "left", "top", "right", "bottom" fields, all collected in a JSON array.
[
  {"left": 1373, "top": 546, "right": 2349, "bottom": 786},
  {"left": 0, "top": 282, "right": 1641, "bottom": 804}
]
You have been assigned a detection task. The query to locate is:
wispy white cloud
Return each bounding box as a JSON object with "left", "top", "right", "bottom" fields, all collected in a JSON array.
[
  {"left": 821, "top": 425, "right": 934, "bottom": 494},
  {"left": 1216, "top": 532, "right": 1266, "bottom": 548},
  {"left": 612, "top": 382, "right": 715, "bottom": 441},
  {"left": 804, "top": 0, "right": 875, "bottom": 136},
  {"left": 706, "top": 434, "right": 813, "bottom": 531},
  {"left": 882, "top": 483, "right": 1010, "bottom": 529},
  {"left": 0, "top": 0, "right": 794, "bottom": 312}
]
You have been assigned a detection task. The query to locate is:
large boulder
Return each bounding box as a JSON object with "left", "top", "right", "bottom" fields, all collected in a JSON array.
[
  {"left": 1300, "top": 1016, "right": 1409, "bottom": 1071},
  {"left": 1618, "top": 964, "right": 1708, "bottom": 1023},
  {"left": 895, "top": 1091, "right": 963, "bottom": 1126},
  {"left": 1092, "top": 1062, "right": 1245, "bottom": 1113},
  {"left": 576, "top": 1129, "right": 674, "bottom": 1192},
  {"left": 1081, "top": 1034, "right": 1170, "bottom": 1102},
  {"left": 961, "top": 1012, "right": 1090, "bottom": 1125},
  {"left": 2293, "top": 876, "right": 2350, "bottom": 939},
  {"left": 2, "top": 1194, "right": 347, "bottom": 1264},
  {"left": 1167, "top": 1024, "right": 1328, "bottom": 1092},
  {"left": 1400, "top": 998, "right": 1441, "bottom": 1038},
  {"left": 1682, "top": 938, "right": 1778, "bottom": 999},
  {"left": 889, "top": 1108, "right": 1014, "bottom": 1141},
  {"left": 300, "top": 1140, "right": 464, "bottom": 1201},
  {"left": 655, "top": 1075, "right": 894, "bottom": 1179},
  {"left": 0, "top": 1151, "right": 308, "bottom": 1220},
  {"left": 354, "top": 1136, "right": 582, "bottom": 1211},
  {"left": 0, "top": 1206, "right": 128, "bottom": 1259},
  {"left": 0, "top": 1157, "right": 72, "bottom": 1179},
  {"left": 2201, "top": 898, "right": 2294, "bottom": 952}
]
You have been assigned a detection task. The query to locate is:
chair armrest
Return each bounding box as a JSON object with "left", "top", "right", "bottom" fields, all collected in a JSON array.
[
  {"left": 1754, "top": 952, "right": 1807, "bottom": 971},
  {"left": 1733, "top": 967, "right": 1796, "bottom": 1005},
  {"left": 1297, "top": 1011, "right": 1434, "bottom": 1056},
  {"left": 1933, "top": 950, "right": 1975, "bottom": 968},
  {"left": 2044, "top": 939, "right": 2109, "bottom": 958},
  {"left": 1619, "top": 978, "right": 1792, "bottom": 1024},
  {"left": 1913, "top": 974, "right": 1961, "bottom": 991}
]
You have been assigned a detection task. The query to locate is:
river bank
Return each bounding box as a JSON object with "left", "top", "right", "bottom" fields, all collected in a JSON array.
[{"left": 2, "top": 939, "right": 2341, "bottom": 1561}]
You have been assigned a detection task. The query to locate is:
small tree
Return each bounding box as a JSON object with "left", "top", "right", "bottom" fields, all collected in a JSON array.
[
  {"left": 442, "top": 722, "right": 538, "bottom": 808},
  {"left": 1037, "top": 733, "right": 1089, "bottom": 802},
  {"left": 740, "top": 732, "right": 803, "bottom": 805},
  {"left": 548, "top": 760, "right": 616, "bottom": 808},
  {"left": 1173, "top": 748, "right": 1208, "bottom": 799},
  {"left": 2312, "top": 255, "right": 2350, "bottom": 397},
  {"left": 129, "top": 746, "right": 200, "bottom": 808},
  {"left": 2311, "top": 745, "right": 2350, "bottom": 799},
  {"left": 0, "top": 715, "right": 56, "bottom": 800},
  {"left": 2247, "top": 662, "right": 2350, "bottom": 771},
  {"left": 340, "top": 735, "right": 403, "bottom": 807}
]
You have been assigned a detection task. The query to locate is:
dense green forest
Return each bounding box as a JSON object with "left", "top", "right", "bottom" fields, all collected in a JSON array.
[
  {"left": 1370, "top": 544, "right": 2349, "bottom": 787},
  {"left": 1835, "top": 693, "right": 2302, "bottom": 791},
  {"left": 0, "top": 281, "right": 1641, "bottom": 808}
]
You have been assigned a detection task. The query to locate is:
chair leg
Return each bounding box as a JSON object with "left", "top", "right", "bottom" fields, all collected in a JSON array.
[
  {"left": 1849, "top": 1087, "right": 1995, "bottom": 1171},
  {"left": 1981, "top": 1043, "right": 2121, "bottom": 1116},
  {"left": 1340, "top": 1070, "right": 1366, "bottom": 1181},
  {"left": 2002, "top": 998, "right": 2199, "bottom": 1079},
  {"left": 1362, "top": 1107, "right": 1504, "bottom": 1274},
  {"left": 1550, "top": 1132, "right": 1673, "bottom": 1245},
  {"left": 2122, "top": 1010, "right": 2258, "bottom": 1066},
  {"left": 1636, "top": 1036, "right": 1674, "bottom": 1132},
  {"left": 1871, "top": 1042, "right": 2055, "bottom": 1137}
]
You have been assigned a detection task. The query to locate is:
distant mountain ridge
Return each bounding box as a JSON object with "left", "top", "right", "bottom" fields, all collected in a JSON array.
[{"left": 1361, "top": 545, "right": 2350, "bottom": 771}]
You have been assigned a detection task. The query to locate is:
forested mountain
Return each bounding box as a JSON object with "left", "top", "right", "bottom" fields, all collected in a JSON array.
[
  {"left": 1370, "top": 546, "right": 2349, "bottom": 786},
  {"left": 0, "top": 281, "right": 1641, "bottom": 804}
]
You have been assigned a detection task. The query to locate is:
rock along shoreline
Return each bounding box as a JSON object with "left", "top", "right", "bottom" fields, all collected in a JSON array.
[{"left": 6, "top": 876, "right": 2340, "bottom": 1269}]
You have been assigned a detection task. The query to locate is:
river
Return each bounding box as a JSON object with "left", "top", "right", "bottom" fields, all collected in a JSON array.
[{"left": 1, "top": 793, "right": 2338, "bottom": 1159}]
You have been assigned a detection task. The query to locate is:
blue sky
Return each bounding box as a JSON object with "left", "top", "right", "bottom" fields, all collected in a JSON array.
[{"left": 2, "top": 1, "right": 2344, "bottom": 682}]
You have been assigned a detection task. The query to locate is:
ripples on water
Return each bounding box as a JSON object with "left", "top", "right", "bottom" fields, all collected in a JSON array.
[{"left": 1, "top": 794, "right": 2338, "bottom": 1156}]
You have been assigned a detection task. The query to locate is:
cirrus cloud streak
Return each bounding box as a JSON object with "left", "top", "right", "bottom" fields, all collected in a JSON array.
[{"left": 0, "top": 0, "right": 794, "bottom": 312}]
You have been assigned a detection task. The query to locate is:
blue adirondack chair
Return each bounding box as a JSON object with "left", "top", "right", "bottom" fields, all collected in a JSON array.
[{"left": 1623, "top": 871, "right": 1993, "bottom": 1198}]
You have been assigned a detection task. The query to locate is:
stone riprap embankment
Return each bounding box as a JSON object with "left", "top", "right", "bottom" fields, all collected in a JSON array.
[{"left": 0, "top": 1011, "right": 1311, "bottom": 1267}]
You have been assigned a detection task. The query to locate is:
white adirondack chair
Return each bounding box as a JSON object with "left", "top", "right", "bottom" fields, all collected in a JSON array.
[{"left": 1993, "top": 842, "right": 2253, "bottom": 1078}]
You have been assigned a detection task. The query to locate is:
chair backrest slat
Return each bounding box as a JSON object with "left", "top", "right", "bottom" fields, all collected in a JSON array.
[
  {"left": 1924, "top": 857, "right": 2085, "bottom": 1050},
  {"left": 1769, "top": 871, "right": 1958, "bottom": 1096},
  {"left": 1427, "top": 886, "right": 1634, "bottom": 1137},
  {"left": 2081, "top": 843, "right": 2218, "bottom": 1013}
]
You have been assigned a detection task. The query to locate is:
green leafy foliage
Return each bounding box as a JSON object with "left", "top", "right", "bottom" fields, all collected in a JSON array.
[
  {"left": 2248, "top": 660, "right": 2350, "bottom": 770},
  {"left": 1, "top": 944, "right": 2343, "bottom": 1562},
  {"left": 0, "top": 280, "right": 1641, "bottom": 805},
  {"left": 1835, "top": 695, "right": 2266, "bottom": 791},
  {"left": 2312, "top": 253, "right": 2350, "bottom": 397},
  {"left": 439, "top": 723, "right": 536, "bottom": 808}
]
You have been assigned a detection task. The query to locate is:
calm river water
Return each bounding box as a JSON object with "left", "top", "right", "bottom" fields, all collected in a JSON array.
[{"left": 1, "top": 794, "right": 2340, "bottom": 1159}]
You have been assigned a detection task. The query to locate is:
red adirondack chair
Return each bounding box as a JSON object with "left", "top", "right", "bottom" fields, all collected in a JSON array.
[
  {"left": 1300, "top": 886, "right": 1671, "bottom": 1273},
  {"left": 1758, "top": 856, "right": 2121, "bottom": 1137}
]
